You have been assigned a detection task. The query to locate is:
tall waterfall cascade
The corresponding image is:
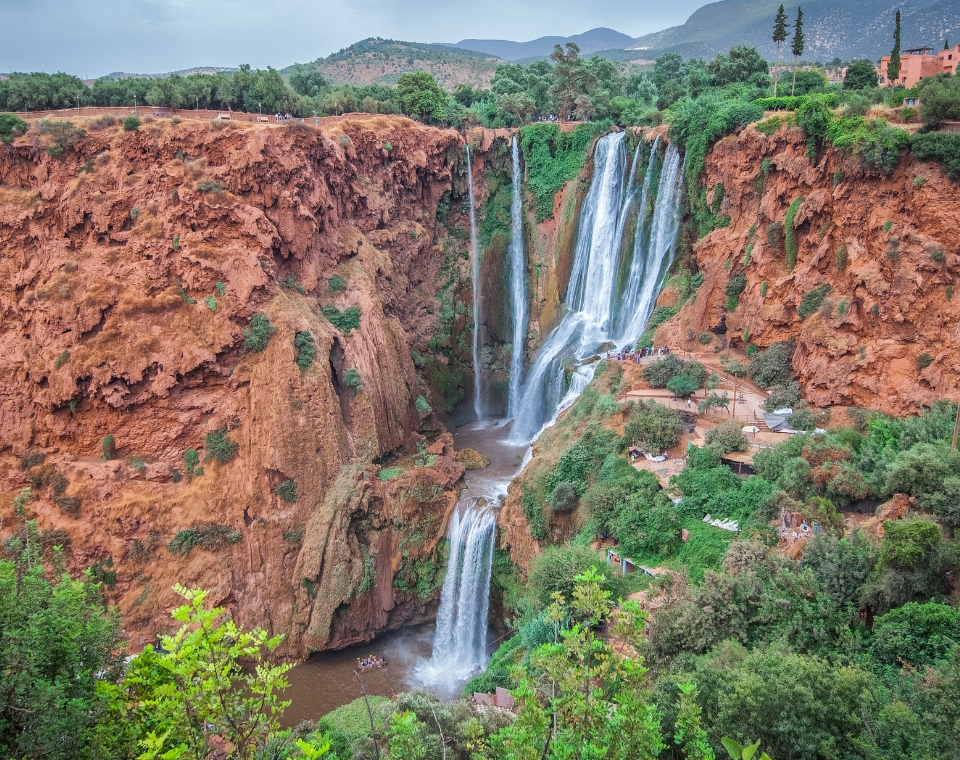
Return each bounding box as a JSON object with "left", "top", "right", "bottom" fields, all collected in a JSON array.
[
  {"left": 467, "top": 146, "right": 483, "bottom": 421},
  {"left": 509, "top": 133, "right": 685, "bottom": 444},
  {"left": 507, "top": 136, "right": 528, "bottom": 420}
]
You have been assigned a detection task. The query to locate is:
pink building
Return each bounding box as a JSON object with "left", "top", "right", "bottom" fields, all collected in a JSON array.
[{"left": 878, "top": 45, "right": 960, "bottom": 88}]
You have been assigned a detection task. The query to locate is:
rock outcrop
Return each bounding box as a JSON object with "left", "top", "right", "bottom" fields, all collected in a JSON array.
[
  {"left": 0, "top": 115, "right": 476, "bottom": 658},
  {"left": 657, "top": 124, "right": 960, "bottom": 415}
]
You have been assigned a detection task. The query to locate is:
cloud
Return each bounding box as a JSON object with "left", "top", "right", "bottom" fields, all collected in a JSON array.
[{"left": 1, "top": 0, "right": 706, "bottom": 76}]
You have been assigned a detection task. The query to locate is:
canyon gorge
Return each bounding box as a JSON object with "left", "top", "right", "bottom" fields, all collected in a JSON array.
[{"left": 2, "top": 109, "right": 960, "bottom": 665}]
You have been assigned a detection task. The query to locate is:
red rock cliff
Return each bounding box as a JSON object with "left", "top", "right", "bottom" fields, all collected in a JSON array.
[
  {"left": 658, "top": 124, "right": 960, "bottom": 415},
  {"left": 0, "top": 115, "right": 477, "bottom": 658}
]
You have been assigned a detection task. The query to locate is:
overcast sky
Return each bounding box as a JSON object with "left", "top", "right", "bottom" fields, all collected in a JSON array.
[{"left": 1, "top": 0, "right": 708, "bottom": 77}]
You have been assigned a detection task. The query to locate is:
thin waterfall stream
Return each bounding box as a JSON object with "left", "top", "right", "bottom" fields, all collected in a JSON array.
[
  {"left": 507, "top": 136, "right": 528, "bottom": 420},
  {"left": 467, "top": 146, "right": 483, "bottom": 422}
]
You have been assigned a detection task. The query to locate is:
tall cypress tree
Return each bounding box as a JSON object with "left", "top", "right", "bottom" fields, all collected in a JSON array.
[
  {"left": 888, "top": 9, "right": 902, "bottom": 82},
  {"left": 772, "top": 4, "right": 789, "bottom": 97},
  {"left": 791, "top": 6, "right": 805, "bottom": 96}
]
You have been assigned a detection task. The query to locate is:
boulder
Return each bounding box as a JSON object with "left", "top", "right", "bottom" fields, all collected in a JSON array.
[{"left": 456, "top": 448, "right": 489, "bottom": 470}]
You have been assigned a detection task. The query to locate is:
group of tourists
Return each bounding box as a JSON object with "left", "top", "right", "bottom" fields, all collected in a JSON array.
[
  {"left": 358, "top": 655, "right": 384, "bottom": 670},
  {"left": 607, "top": 345, "right": 672, "bottom": 364}
]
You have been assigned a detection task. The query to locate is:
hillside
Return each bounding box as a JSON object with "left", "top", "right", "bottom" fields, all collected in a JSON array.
[
  {"left": 302, "top": 38, "right": 504, "bottom": 89},
  {"left": 453, "top": 27, "right": 635, "bottom": 61},
  {"left": 632, "top": 0, "right": 960, "bottom": 61}
]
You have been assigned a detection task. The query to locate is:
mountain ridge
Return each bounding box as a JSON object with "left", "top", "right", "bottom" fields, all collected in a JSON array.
[
  {"left": 631, "top": 0, "right": 960, "bottom": 61},
  {"left": 453, "top": 28, "right": 636, "bottom": 61}
]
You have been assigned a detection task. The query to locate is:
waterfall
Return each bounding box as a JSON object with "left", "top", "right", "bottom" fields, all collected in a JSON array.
[
  {"left": 616, "top": 142, "right": 684, "bottom": 345},
  {"left": 422, "top": 502, "right": 498, "bottom": 682},
  {"left": 467, "top": 146, "right": 483, "bottom": 421},
  {"left": 507, "top": 136, "right": 528, "bottom": 420},
  {"left": 509, "top": 133, "right": 684, "bottom": 444}
]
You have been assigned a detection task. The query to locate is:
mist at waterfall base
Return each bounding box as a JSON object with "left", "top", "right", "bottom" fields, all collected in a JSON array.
[{"left": 509, "top": 132, "right": 685, "bottom": 444}]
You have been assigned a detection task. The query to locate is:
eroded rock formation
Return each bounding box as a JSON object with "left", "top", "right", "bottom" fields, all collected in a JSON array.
[{"left": 0, "top": 115, "right": 480, "bottom": 658}]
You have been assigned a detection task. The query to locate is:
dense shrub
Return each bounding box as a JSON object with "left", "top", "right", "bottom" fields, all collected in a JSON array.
[
  {"left": 274, "top": 479, "right": 298, "bottom": 503},
  {"left": 101, "top": 435, "right": 116, "bottom": 461},
  {"left": 526, "top": 544, "right": 616, "bottom": 611},
  {"left": 549, "top": 481, "right": 578, "bottom": 512},
  {"left": 122, "top": 116, "right": 140, "bottom": 131},
  {"left": 704, "top": 420, "right": 749, "bottom": 455},
  {"left": 167, "top": 523, "right": 241, "bottom": 554},
  {"left": 784, "top": 196, "right": 804, "bottom": 269},
  {"left": 724, "top": 272, "right": 746, "bottom": 310},
  {"left": 798, "top": 284, "right": 832, "bottom": 319},
  {"left": 911, "top": 132, "right": 960, "bottom": 179},
  {"left": 0, "top": 112, "right": 28, "bottom": 144},
  {"left": 204, "top": 428, "right": 238, "bottom": 464},
  {"left": 244, "top": 313, "right": 276, "bottom": 352},
  {"left": 293, "top": 331, "right": 316, "bottom": 369},
  {"left": 871, "top": 602, "right": 960, "bottom": 669},
  {"left": 827, "top": 117, "right": 910, "bottom": 175},
  {"left": 623, "top": 399, "right": 684, "bottom": 455},
  {"left": 342, "top": 368, "right": 362, "bottom": 392},
  {"left": 752, "top": 93, "right": 839, "bottom": 111},
  {"left": 748, "top": 340, "right": 794, "bottom": 388},
  {"left": 322, "top": 305, "right": 362, "bottom": 334},
  {"left": 196, "top": 179, "right": 224, "bottom": 193},
  {"left": 328, "top": 274, "right": 346, "bottom": 292}
]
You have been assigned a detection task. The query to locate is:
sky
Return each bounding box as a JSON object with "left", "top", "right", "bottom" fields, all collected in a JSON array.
[{"left": 1, "top": 0, "right": 708, "bottom": 77}]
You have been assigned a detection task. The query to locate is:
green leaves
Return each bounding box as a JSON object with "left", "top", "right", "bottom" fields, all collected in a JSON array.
[{"left": 721, "top": 737, "right": 770, "bottom": 760}]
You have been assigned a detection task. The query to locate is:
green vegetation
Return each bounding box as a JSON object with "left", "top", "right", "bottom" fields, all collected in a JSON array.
[
  {"left": 274, "top": 479, "right": 298, "bottom": 503},
  {"left": 204, "top": 427, "right": 238, "bottom": 464},
  {"left": 321, "top": 305, "right": 361, "bottom": 334},
  {"left": 184, "top": 449, "right": 200, "bottom": 475},
  {"left": 415, "top": 395, "right": 432, "bottom": 415},
  {"left": 0, "top": 112, "right": 28, "bottom": 144},
  {"left": 196, "top": 179, "right": 224, "bottom": 194},
  {"left": 101, "top": 435, "right": 116, "bottom": 461},
  {"left": 244, "top": 312, "right": 276, "bottom": 352},
  {"left": 342, "top": 367, "right": 362, "bottom": 393},
  {"left": 328, "top": 274, "right": 346, "bottom": 292},
  {"left": 724, "top": 272, "right": 747, "bottom": 311},
  {"left": 377, "top": 467, "right": 404, "bottom": 481},
  {"left": 624, "top": 399, "right": 684, "bottom": 455},
  {"left": 783, "top": 196, "right": 804, "bottom": 269},
  {"left": 122, "top": 116, "right": 140, "bottom": 131},
  {"left": 749, "top": 340, "right": 794, "bottom": 388},
  {"left": 294, "top": 331, "right": 316, "bottom": 370},
  {"left": 395, "top": 72, "right": 448, "bottom": 123},
  {"left": 519, "top": 121, "right": 609, "bottom": 221},
  {"left": 167, "top": 524, "right": 242, "bottom": 554},
  {"left": 798, "top": 283, "right": 832, "bottom": 319},
  {"left": 912, "top": 131, "right": 960, "bottom": 179},
  {"left": 638, "top": 304, "right": 680, "bottom": 348}
]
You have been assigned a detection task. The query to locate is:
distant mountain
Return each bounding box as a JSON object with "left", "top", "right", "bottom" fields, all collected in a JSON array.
[
  {"left": 295, "top": 38, "right": 504, "bottom": 90},
  {"left": 454, "top": 28, "right": 636, "bottom": 61},
  {"left": 100, "top": 67, "right": 236, "bottom": 80},
  {"left": 631, "top": 0, "right": 960, "bottom": 61}
]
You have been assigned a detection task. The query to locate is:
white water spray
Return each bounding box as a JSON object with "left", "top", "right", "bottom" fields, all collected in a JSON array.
[
  {"left": 507, "top": 136, "right": 528, "bottom": 420},
  {"left": 467, "top": 146, "right": 483, "bottom": 421}
]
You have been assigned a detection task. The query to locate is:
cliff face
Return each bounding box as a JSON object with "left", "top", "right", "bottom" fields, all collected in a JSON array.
[
  {"left": 0, "top": 115, "right": 479, "bottom": 658},
  {"left": 658, "top": 125, "right": 960, "bottom": 415}
]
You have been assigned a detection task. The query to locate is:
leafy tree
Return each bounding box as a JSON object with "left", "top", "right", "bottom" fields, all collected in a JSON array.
[
  {"left": 288, "top": 63, "right": 330, "bottom": 98},
  {"left": 888, "top": 9, "right": 902, "bottom": 82},
  {"left": 844, "top": 60, "right": 879, "bottom": 90},
  {"left": 790, "top": 6, "right": 805, "bottom": 96},
  {"left": 526, "top": 545, "right": 618, "bottom": 612},
  {"left": 624, "top": 399, "right": 684, "bottom": 455},
  {"left": 917, "top": 73, "right": 960, "bottom": 128},
  {"left": 549, "top": 43, "right": 597, "bottom": 122},
  {"left": 668, "top": 373, "right": 701, "bottom": 398},
  {"left": 396, "top": 72, "right": 447, "bottom": 124},
  {"left": 119, "top": 586, "right": 329, "bottom": 760},
  {"left": 772, "top": 4, "right": 789, "bottom": 97},
  {"left": 706, "top": 45, "right": 770, "bottom": 87},
  {"left": 0, "top": 546, "right": 125, "bottom": 760},
  {"left": 705, "top": 420, "right": 749, "bottom": 455},
  {"left": 489, "top": 569, "right": 664, "bottom": 759}
]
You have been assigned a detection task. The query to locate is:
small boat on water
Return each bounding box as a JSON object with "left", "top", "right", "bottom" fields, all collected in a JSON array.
[{"left": 358, "top": 656, "right": 386, "bottom": 672}]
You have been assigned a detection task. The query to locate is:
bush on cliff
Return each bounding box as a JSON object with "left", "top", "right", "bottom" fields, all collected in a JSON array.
[
  {"left": 244, "top": 312, "right": 276, "bottom": 353},
  {"left": 911, "top": 131, "right": 960, "bottom": 180}
]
